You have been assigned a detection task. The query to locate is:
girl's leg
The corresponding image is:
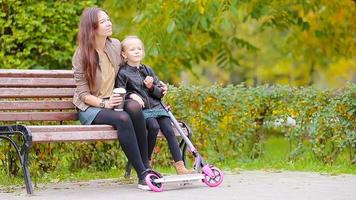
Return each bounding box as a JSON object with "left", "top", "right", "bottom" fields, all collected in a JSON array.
[
  {"left": 123, "top": 100, "right": 150, "bottom": 168},
  {"left": 92, "top": 109, "right": 146, "bottom": 180},
  {"left": 157, "top": 117, "right": 182, "bottom": 162},
  {"left": 146, "top": 118, "right": 160, "bottom": 163},
  {"left": 158, "top": 117, "right": 192, "bottom": 174}
]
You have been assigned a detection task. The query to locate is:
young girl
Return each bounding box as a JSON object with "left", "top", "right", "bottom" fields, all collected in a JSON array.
[{"left": 115, "top": 36, "right": 191, "bottom": 174}]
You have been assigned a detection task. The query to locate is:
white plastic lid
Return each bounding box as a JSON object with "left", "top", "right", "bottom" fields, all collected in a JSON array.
[{"left": 113, "top": 87, "right": 126, "bottom": 94}]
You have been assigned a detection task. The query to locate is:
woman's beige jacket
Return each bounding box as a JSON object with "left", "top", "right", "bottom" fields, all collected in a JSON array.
[{"left": 72, "top": 38, "right": 122, "bottom": 111}]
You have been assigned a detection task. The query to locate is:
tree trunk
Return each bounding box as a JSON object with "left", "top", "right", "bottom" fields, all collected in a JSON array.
[{"left": 308, "top": 61, "right": 315, "bottom": 85}]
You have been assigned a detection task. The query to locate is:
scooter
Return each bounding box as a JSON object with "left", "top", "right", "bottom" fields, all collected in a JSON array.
[{"left": 144, "top": 104, "right": 224, "bottom": 192}]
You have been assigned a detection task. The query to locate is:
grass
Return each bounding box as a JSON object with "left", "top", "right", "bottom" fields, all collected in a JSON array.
[
  {"left": 1, "top": 136, "right": 356, "bottom": 189},
  {"left": 223, "top": 136, "right": 356, "bottom": 175},
  {"left": 0, "top": 163, "right": 178, "bottom": 188}
]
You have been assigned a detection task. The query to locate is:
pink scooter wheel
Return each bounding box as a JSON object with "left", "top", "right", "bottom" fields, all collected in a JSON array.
[
  {"left": 202, "top": 166, "right": 224, "bottom": 187},
  {"left": 145, "top": 173, "right": 163, "bottom": 192}
]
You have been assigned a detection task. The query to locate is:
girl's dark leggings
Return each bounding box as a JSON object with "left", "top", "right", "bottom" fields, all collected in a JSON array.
[
  {"left": 92, "top": 100, "right": 149, "bottom": 180},
  {"left": 146, "top": 116, "right": 182, "bottom": 162}
]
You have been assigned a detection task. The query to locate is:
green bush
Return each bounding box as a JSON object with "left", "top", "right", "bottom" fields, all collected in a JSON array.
[
  {"left": 164, "top": 84, "right": 355, "bottom": 164},
  {"left": 0, "top": 0, "right": 99, "bottom": 69}
]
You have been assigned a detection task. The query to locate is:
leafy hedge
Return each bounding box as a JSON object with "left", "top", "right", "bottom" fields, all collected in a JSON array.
[
  {"left": 0, "top": 84, "right": 355, "bottom": 177},
  {"left": 165, "top": 84, "right": 355, "bottom": 165}
]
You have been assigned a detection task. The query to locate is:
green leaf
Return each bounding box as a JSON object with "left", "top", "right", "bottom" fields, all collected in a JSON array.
[{"left": 167, "top": 20, "right": 176, "bottom": 33}]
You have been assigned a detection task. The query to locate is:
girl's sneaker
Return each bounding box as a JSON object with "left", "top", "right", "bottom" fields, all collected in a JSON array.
[{"left": 138, "top": 168, "right": 163, "bottom": 191}]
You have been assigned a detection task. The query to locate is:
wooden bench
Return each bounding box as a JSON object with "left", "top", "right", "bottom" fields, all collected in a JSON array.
[{"left": 0, "top": 69, "right": 191, "bottom": 194}]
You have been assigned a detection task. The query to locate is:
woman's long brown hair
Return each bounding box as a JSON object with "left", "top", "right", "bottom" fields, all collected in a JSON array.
[{"left": 77, "top": 7, "right": 101, "bottom": 92}]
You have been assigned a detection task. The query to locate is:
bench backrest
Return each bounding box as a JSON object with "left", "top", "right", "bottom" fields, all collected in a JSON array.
[{"left": 0, "top": 69, "right": 77, "bottom": 122}]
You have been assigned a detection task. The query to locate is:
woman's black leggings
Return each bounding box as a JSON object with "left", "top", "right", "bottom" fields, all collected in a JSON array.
[
  {"left": 92, "top": 100, "right": 149, "bottom": 179},
  {"left": 147, "top": 117, "right": 182, "bottom": 162}
]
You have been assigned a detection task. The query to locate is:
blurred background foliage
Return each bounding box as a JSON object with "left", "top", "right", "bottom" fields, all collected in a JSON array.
[{"left": 1, "top": 0, "right": 355, "bottom": 88}]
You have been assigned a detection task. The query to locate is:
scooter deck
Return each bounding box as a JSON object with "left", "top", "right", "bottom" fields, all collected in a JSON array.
[{"left": 154, "top": 173, "right": 204, "bottom": 183}]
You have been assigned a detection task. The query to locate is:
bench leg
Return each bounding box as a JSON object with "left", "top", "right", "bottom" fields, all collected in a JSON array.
[
  {"left": 0, "top": 125, "right": 33, "bottom": 194},
  {"left": 21, "top": 143, "right": 33, "bottom": 194},
  {"left": 124, "top": 162, "right": 132, "bottom": 178},
  {"left": 179, "top": 139, "right": 188, "bottom": 164},
  {"left": 178, "top": 121, "right": 193, "bottom": 165}
]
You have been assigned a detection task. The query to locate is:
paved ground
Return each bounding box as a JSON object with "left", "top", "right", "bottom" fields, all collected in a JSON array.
[{"left": 1, "top": 170, "right": 356, "bottom": 200}]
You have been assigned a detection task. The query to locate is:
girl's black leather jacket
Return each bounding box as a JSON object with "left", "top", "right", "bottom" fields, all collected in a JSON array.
[{"left": 115, "top": 63, "right": 164, "bottom": 109}]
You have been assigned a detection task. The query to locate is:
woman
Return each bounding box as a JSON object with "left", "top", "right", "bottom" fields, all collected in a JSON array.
[{"left": 72, "top": 7, "right": 158, "bottom": 190}]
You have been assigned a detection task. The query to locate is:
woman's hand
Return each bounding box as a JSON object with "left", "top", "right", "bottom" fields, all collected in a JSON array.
[
  {"left": 144, "top": 76, "right": 154, "bottom": 89},
  {"left": 129, "top": 93, "right": 145, "bottom": 108},
  {"left": 106, "top": 93, "right": 124, "bottom": 109},
  {"left": 160, "top": 81, "right": 168, "bottom": 95}
]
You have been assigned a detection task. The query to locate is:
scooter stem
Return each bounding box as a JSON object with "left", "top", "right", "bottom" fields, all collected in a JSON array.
[{"left": 160, "top": 102, "right": 197, "bottom": 153}]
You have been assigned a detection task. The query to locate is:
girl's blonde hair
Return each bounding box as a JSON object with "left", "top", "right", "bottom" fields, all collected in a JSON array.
[{"left": 121, "top": 35, "right": 145, "bottom": 60}]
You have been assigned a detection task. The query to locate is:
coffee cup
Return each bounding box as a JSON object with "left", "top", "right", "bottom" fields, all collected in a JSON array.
[{"left": 113, "top": 87, "right": 126, "bottom": 111}]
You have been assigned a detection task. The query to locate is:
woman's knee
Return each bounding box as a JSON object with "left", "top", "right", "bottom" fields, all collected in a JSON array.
[
  {"left": 124, "top": 100, "right": 141, "bottom": 112},
  {"left": 113, "top": 111, "right": 131, "bottom": 124}
]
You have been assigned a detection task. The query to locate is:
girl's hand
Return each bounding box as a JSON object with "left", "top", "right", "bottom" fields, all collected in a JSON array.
[
  {"left": 129, "top": 93, "right": 145, "bottom": 108},
  {"left": 160, "top": 81, "right": 168, "bottom": 95},
  {"left": 106, "top": 93, "right": 124, "bottom": 109},
  {"left": 144, "top": 76, "right": 154, "bottom": 89}
]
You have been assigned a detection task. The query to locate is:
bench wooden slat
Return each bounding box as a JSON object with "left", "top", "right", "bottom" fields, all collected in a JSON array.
[
  {"left": 0, "top": 69, "right": 73, "bottom": 78},
  {"left": 0, "top": 78, "right": 75, "bottom": 87},
  {"left": 0, "top": 112, "right": 77, "bottom": 121},
  {"left": 27, "top": 124, "right": 186, "bottom": 132},
  {"left": 28, "top": 125, "right": 114, "bottom": 132},
  {"left": 0, "top": 101, "right": 75, "bottom": 110},
  {"left": 28, "top": 125, "right": 186, "bottom": 133},
  {"left": 31, "top": 131, "right": 175, "bottom": 143},
  {"left": 31, "top": 130, "right": 118, "bottom": 143},
  {"left": 28, "top": 125, "right": 185, "bottom": 143},
  {"left": 0, "top": 88, "right": 74, "bottom": 98}
]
